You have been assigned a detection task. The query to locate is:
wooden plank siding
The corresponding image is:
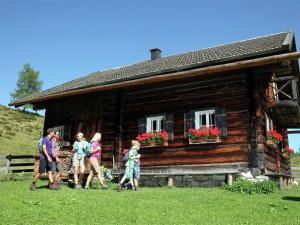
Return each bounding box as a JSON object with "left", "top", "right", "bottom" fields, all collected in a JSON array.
[{"left": 43, "top": 71, "right": 251, "bottom": 170}]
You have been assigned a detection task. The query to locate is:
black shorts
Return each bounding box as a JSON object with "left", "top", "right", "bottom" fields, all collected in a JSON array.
[{"left": 39, "top": 157, "right": 56, "bottom": 173}]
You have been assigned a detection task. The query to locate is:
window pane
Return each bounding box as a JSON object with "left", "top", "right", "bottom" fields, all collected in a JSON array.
[
  {"left": 153, "top": 120, "right": 157, "bottom": 132},
  {"left": 160, "top": 120, "right": 163, "bottom": 131},
  {"left": 211, "top": 113, "right": 215, "bottom": 127},
  {"left": 201, "top": 114, "right": 206, "bottom": 126}
]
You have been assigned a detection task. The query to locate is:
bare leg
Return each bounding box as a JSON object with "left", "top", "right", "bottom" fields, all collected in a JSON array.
[
  {"left": 119, "top": 175, "right": 127, "bottom": 184},
  {"left": 97, "top": 173, "right": 105, "bottom": 186},
  {"left": 74, "top": 166, "right": 79, "bottom": 185},
  {"left": 134, "top": 178, "right": 138, "bottom": 188},
  {"left": 78, "top": 165, "right": 85, "bottom": 184},
  {"left": 48, "top": 171, "right": 54, "bottom": 183},
  {"left": 33, "top": 173, "right": 40, "bottom": 183},
  {"left": 55, "top": 171, "right": 61, "bottom": 182},
  {"left": 86, "top": 171, "right": 93, "bottom": 187}
]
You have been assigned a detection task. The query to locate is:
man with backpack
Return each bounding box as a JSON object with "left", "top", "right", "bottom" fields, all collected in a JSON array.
[{"left": 30, "top": 128, "right": 58, "bottom": 191}]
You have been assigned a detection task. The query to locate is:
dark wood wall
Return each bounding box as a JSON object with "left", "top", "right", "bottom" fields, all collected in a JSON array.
[
  {"left": 253, "top": 70, "right": 291, "bottom": 175},
  {"left": 42, "top": 71, "right": 252, "bottom": 169},
  {"left": 42, "top": 68, "right": 293, "bottom": 174}
]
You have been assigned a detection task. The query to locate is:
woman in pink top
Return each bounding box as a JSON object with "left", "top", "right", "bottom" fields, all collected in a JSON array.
[{"left": 85, "top": 133, "right": 108, "bottom": 189}]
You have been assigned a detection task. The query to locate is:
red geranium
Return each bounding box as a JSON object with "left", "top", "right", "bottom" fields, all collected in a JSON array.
[
  {"left": 136, "top": 130, "right": 168, "bottom": 145},
  {"left": 267, "top": 130, "right": 283, "bottom": 144},
  {"left": 188, "top": 126, "right": 221, "bottom": 140},
  {"left": 283, "top": 146, "right": 295, "bottom": 155}
]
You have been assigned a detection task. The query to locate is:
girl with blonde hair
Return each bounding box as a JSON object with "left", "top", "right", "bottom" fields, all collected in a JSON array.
[
  {"left": 72, "top": 132, "right": 89, "bottom": 189},
  {"left": 85, "top": 132, "right": 108, "bottom": 189},
  {"left": 116, "top": 140, "right": 141, "bottom": 191}
]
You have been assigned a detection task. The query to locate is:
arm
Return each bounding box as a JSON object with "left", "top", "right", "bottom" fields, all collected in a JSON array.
[
  {"left": 90, "top": 145, "right": 101, "bottom": 154},
  {"left": 72, "top": 142, "right": 77, "bottom": 153},
  {"left": 42, "top": 144, "right": 52, "bottom": 162}
]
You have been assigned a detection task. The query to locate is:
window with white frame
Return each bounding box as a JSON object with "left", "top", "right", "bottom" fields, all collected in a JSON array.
[
  {"left": 146, "top": 115, "right": 164, "bottom": 132},
  {"left": 265, "top": 113, "right": 273, "bottom": 132},
  {"left": 195, "top": 109, "right": 216, "bottom": 129}
]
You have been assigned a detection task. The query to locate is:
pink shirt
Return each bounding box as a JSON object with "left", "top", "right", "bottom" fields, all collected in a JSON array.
[{"left": 90, "top": 141, "right": 100, "bottom": 158}]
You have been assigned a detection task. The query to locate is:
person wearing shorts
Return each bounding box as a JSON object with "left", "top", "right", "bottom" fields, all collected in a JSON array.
[
  {"left": 72, "top": 132, "right": 89, "bottom": 189},
  {"left": 85, "top": 133, "right": 108, "bottom": 190},
  {"left": 51, "top": 131, "right": 63, "bottom": 187},
  {"left": 31, "top": 128, "right": 58, "bottom": 190},
  {"left": 116, "top": 140, "right": 141, "bottom": 191}
]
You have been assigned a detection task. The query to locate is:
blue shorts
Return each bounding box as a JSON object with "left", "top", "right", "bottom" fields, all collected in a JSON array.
[
  {"left": 133, "top": 163, "right": 140, "bottom": 179},
  {"left": 39, "top": 157, "right": 56, "bottom": 173}
]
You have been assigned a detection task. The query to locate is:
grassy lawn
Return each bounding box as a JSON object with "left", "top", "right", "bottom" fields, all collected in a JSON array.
[{"left": 0, "top": 181, "right": 299, "bottom": 225}]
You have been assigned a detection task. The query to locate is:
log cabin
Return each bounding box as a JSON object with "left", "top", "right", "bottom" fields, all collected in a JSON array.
[{"left": 10, "top": 31, "right": 300, "bottom": 187}]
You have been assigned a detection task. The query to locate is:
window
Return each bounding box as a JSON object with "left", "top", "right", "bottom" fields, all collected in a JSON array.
[
  {"left": 195, "top": 109, "right": 216, "bottom": 129},
  {"left": 265, "top": 113, "right": 273, "bottom": 132},
  {"left": 146, "top": 115, "right": 164, "bottom": 132},
  {"left": 271, "top": 82, "right": 279, "bottom": 100},
  {"left": 53, "top": 125, "right": 64, "bottom": 139}
]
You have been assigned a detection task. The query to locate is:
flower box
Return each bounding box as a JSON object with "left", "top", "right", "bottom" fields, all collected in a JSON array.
[
  {"left": 266, "top": 139, "right": 278, "bottom": 150},
  {"left": 189, "top": 136, "right": 221, "bottom": 144},
  {"left": 187, "top": 127, "right": 221, "bottom": 145},
  {"left": 140, "top": 141, "right": 168, "bottom": 148},
  {"left": 282, "top": 152, "right": 290, "bottom": 159},
  {"left": 136, "top": 131, "right": 168, "bottom": 148},
  {"left": 281, "top": 146, "right": 294, "bottom": 160}
]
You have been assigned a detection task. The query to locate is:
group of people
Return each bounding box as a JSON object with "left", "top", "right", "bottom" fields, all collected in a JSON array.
[{"left": 30, "top": 128, "right": 141, "bottom": 191}]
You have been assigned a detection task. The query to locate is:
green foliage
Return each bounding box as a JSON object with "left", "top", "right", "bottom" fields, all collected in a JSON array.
[
  {"left": 0, "top": 172, "right": 32, "bottom": 182},
  {"left": 222, "top": 178, "right": 278, "bottom": 194},
  {"left": 10, "top": 63, "right": 42, "bottom": 111},
  {"left": 0, "top": 181, "right": 300, "bottom": 225}
]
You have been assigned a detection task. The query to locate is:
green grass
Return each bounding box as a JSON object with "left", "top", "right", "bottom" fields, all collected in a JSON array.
[
  {"left": 0, "top": 105, "right": 44, "bottom": 156},
  {"left": 0, "top": 181, "right": 300, "bottom": 225},
  {"left": 291, "top": 154, "right": 300, "bottom": 166}
]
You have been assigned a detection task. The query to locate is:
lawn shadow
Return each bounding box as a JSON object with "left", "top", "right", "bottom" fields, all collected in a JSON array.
[
  {"left": 36, "top": 185, "right": 49, "bottom": 189},
  {"left": 282, "top": 196, "right": 300, "bottom": 201}
]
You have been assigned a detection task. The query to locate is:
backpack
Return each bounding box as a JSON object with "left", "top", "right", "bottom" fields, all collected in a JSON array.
[
  {"left": 83, "top": 142, "right": 91, "bottom": 157},
  {"left": 122, "top": 149, "right": 129, "bottom": 162},
  {"left": 37, "top": 138, "right": 43, "bottom": 153}
]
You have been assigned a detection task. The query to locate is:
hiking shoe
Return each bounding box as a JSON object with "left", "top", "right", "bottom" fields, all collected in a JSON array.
[
  {"left": 100, "top": 185, "right": 108, "bottom": 190},
  {"left": 116, "top": 183, "right": 122, "bottom": 192},
  {"left": 29, "top": 182, "right": 36, "bottom": 191},
  {"left": 134, "top": 186, "right": 138, "bottom": 191},
  {"left": 49, "top": 184, "right": 59, "bottom": 190},
  {"left": 85, "top": 186, "right": 91, "bottom": 190}
]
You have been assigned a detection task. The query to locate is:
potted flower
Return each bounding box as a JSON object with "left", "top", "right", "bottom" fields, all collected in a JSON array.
[
  {"left": 282, "top": 146, "right": 295, "bottom": 159},
  {"left": 266, "top": 130, "right": 283, "bottom": 148},
  {"left": 136, "top": 130, "right": 168, "bottom": 147},
  {"left": 188, "top": 126, "right": 221, "bottom": 144}
]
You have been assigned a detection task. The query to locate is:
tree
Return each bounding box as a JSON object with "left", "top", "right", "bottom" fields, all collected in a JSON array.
[{"left": 10, "top": 63, "right": 43, "bottom": 112}]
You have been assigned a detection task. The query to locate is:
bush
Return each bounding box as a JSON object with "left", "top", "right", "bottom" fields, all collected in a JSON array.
[{"left": 222, "top": 178, "right": 278, "bottom": 194}]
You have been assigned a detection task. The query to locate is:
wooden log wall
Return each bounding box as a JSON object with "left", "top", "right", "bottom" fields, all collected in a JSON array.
[
  {"left": 41, "top": 70, "right": 264, "bottom": 170},
  {"left": 121, "top": 72, "right": 250, "bottom": 167},
  {"left": 253, "top": 69, "right": 291, "bottom": 175}
]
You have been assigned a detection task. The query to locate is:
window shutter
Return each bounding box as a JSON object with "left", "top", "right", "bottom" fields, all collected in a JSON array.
[
  {"left": 163, "top": 114, "right": 174, "bottom": 140},
  {"left": 184, "top": 111, "right": 195, "bottom": 138},
  {"left": 138, "top": 117, "right": 146, "bottom": 134},
  {"left": 215, "top": 108, "right": 227, "bottom": 136}
]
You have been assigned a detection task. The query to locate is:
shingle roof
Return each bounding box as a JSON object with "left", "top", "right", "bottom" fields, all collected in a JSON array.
[{"left": 10, "top": 31, "right": 294, "bottom": 106}]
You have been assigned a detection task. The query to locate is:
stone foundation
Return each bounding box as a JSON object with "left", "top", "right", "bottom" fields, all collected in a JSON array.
[{"left": 139, "top": 174, "right": 226, "bottom": 187}]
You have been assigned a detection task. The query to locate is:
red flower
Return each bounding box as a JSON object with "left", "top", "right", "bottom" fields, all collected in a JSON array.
[{"left": 284, "top": 146, "right": 295, "bottom": 154}]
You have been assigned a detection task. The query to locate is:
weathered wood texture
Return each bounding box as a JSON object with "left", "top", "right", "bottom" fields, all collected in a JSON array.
[
  {"left": 41, "top": 69, "right": 291, "bottom": 174},
  {"left": 253, "top": 70, "right": 291, "bottom": 175},
  {"left": 42, "top": 71, "right": 251, "bottom": 169}
]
